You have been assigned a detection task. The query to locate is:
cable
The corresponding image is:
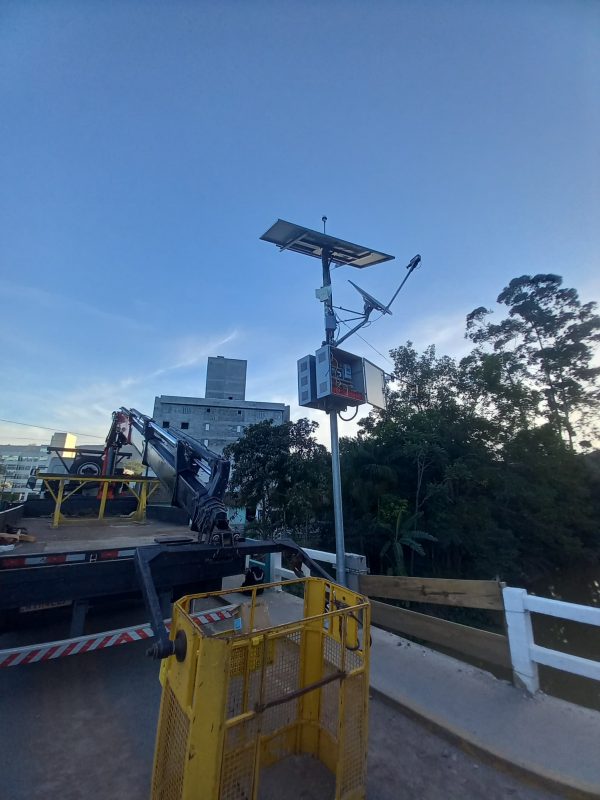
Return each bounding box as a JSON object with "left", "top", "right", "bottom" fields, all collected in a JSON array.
[
  {"left": 338, "top": 407, "right": 359, "bottom": 422},
  {"left": 337, "top": 320, "right": 394, "bottom": 366},
  {"left": 0, "top": 418, "right": 104, "bottom": 438},
  {"left": 0, "top": 435, "right": 60, "bottom": 441}
]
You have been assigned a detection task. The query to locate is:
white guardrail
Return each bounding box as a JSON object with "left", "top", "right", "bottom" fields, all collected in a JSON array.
[
  {"left": 503, "top": 587, "right": 600, "bottom": 693},
  {"left": 261, "top": 551, "right": 600, "bottom": 695},
  {"left": 258, "top": 548, "right": 368, "bottom": 592},
  {"left": 259, "top": 553, "right": 600, "bottom": 694}
]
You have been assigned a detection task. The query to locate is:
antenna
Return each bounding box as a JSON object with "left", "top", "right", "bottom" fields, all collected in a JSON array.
[
  {"left": 383, "top": 254, "right": 421, "bottom": 312},
  {"left": 347, "top": 281, "right": 391, "bottom": 315},
  {"left": 336, "top": 254, "right": 422, "bottom": 346}
]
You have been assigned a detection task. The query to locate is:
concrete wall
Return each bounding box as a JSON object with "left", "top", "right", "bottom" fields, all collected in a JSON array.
[
  {"left": 153, "top": 396, "right": 290, "bottom": 454},
  {"left": 205, "top": 356, "right": 247, "bottom": 401}
]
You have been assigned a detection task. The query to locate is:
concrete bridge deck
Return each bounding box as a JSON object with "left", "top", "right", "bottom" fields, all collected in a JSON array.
[
  {"left": 0, "top": 586, "right": 598, "bottom": 798},
  {"left": 266, "top": 588, "right": 600, "bottom": 799}
]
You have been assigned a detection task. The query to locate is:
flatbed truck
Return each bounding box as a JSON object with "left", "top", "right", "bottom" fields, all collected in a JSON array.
[{"left": 0, "top": 408, "right": 327, "bottom": 656}]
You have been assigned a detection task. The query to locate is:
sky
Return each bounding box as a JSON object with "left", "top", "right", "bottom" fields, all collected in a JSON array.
[{"left": 1, "top": 0, "right": 599, "bottom": 448}]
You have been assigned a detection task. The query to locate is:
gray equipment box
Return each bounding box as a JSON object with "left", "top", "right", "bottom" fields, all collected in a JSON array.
[{"left": 298, "top": 346, "right": 386, "bottom": 411}]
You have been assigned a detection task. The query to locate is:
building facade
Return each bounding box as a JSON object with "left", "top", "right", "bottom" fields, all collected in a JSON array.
[
  {"left": 0, "top": 432, "right": 80, "bottom": 502},
  {"left": 0, "top": 444, "right": 51, "bottom": 501},
  {"left": 205, "top": 356, "right": 247, "bottom": 401},
  {"left": 153, "top": 357, "right": 290, "bottom": 454}
]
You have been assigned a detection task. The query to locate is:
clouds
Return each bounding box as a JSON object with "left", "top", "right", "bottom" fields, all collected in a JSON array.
[
  {"left": 0, "top": 283, "right": 147, "bottom": 335},
  {"left": 0, "top": 328, "right": 240, "bottom": 445}
]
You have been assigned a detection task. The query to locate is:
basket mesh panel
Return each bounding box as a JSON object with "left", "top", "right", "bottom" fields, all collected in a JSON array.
[
  {"left": 260, "top": 633, "right": 301, "bottom": 735},
  {"left": 155, "top": 587, "right": 369, "bottom": 800},
  {"left": 339, "top": 673, "right": 367, "bottom": 796},
  {"left": 320, "top": 636, "right": 342, "bottom": 737},
  {"left": 152, "top": 685, "right": 190, "bottom": 800},
  {"left": 221, "top": 718, "right": 259, "bottom": 800}
]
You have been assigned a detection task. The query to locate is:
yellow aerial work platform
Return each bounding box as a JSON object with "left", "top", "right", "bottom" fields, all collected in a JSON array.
[{"left": 152, "top": 578, "right": 371, "bottom": 800}]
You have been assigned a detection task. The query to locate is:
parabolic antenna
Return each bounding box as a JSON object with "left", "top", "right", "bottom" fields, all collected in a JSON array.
[{"left": 347, "top": 280, "right": 392, "bottom": 315}]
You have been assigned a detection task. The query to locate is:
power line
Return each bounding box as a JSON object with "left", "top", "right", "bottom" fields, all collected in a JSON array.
[
  {"left": 0, "top": 418, "right": 104, "bottom": 439},
  {"left": 0, "top": 435, "right": 57, "bottom": 441}
]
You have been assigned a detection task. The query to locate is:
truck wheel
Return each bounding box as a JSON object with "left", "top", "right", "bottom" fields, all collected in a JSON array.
[{"left": 74, "top": 459, "right": 102, "bottom": 476}]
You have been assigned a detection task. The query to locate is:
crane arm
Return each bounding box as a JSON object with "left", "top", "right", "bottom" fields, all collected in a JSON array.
[{"left": 112, "top": 407, "right": 236, "bottom": 545}]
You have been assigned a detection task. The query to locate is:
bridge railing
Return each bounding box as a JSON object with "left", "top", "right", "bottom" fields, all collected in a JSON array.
[
  {"left": 359, "top": 574, "right": 512, "bottom": 671},
  {"left": 252, "top": 545, "right": 600, "bottom": 695},
  {"left": 257, "top": 548, "right": 368, "bottom": 591},
  {"left": 503, "top": 587, "right": 600, "bottom": 693}
]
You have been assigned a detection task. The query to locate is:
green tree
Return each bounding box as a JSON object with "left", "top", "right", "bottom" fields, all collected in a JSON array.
[
  {"left": 466, "top": 275, "right": 600, "bottom": 448},
  {"left": 340, "top": 273, "right": 600, "bottom": 583},
  {"left": 224, "top": 419, "right": 330, "bottom": 539}
]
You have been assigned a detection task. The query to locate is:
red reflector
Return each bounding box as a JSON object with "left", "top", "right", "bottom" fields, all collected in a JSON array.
[
  {"left": 0, "top": 558, "right": 26, "bottom": 569},
  {"left": 46, "top": 555, "right": 67, "bottom": 565},
  {"left": 99, "top": 550, "right": 119, "bottom": 560}
]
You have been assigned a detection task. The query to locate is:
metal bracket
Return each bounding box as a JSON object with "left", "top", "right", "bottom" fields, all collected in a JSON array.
[
  {"left": 134, "top": 546, "right": 174, "bottom": 660},
  {"left": 134, "top": 539, "right": 335, "bottom": 660}
]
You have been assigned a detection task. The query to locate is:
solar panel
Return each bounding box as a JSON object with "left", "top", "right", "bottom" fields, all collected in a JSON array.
[{"left": 260, "top": 219, "right": 395, "bottom": 268}]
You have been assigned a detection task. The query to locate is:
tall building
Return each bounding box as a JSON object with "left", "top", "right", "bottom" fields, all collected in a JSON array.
[
  {"left": 0, "top": 443, "right": 52, "bottom": 501},
  {"left": 50, "top": 431, "right": 77, "bottom": 457},
  {"left": 153, "top": 357, "right": 290, "bottom": 454},
  {"left": 205, "top": 356, "right": 247, "bottom": 401}
]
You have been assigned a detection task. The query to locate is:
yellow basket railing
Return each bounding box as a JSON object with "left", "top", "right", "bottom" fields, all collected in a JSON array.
[{"left": 151, "top": 577, "right": 370, "bottom": 800}]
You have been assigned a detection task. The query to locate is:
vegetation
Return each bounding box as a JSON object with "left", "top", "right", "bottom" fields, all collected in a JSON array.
[
  {"left": 224, "top": 418, "right": 330, "bottom": 541},
  {"left": 227, "top": 275, "right": 600, "bottom": 586}
]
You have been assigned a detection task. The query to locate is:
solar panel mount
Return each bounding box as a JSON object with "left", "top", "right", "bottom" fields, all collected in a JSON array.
[{"left": 260, "top": 219, "right": 394, "bottom": 268}]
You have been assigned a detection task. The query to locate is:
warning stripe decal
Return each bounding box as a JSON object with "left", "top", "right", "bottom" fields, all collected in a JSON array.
[
  {"left": 0, "top": 608, "right": 236, "bottom": 667},
  {"left": 0, "top": 548, "right": 140, "bottom": 570}
]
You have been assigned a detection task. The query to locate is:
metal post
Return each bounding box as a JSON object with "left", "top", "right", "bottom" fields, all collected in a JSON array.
[
  {"left": 52, "top": 479, "right": 65, "bottom": 529},
  {"left": 136, "top": 480, "right": 148, "bottom": 522},
  {"left": 321, "top": 248, "right": 335, "bottom": 346},
  {"left": 322, "top": 248, "right": 347, "bottom": 587},
  {"left": 503, "top": 587, "right": 539, "bottom": 693},
  {"left": 329, "top": 411, "right": 346, "bottom": 586},
  {"left": 98, "top": 480, "right": 109, "bottom": 521}
]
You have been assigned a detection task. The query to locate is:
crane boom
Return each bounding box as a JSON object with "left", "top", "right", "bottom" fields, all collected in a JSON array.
[{"left": 106, "top": 407, "right": 237, "bottom": 546}]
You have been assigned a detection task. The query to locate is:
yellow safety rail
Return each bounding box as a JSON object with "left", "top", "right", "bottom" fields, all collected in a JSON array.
[
  {"left": 152, "top": 577, "right": 371, "bottom": 800},
  {"left": 38, "top": 473, "right": 161, "bottom": 528}
]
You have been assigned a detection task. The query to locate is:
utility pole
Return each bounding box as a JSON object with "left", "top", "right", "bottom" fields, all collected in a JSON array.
[
  {"left": 261, "top": 218, "right": 417, "bottom": 589},
  {"left": 320, "top": 246, "right": 347, "bottom": 585}
]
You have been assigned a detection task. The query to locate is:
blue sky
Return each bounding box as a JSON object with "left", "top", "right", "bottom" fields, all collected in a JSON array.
[{"left": 1, "top": 1, "right": 598, "bottom": 446}]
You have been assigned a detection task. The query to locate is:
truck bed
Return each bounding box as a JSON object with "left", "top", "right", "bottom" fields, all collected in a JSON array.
[
  {"left": 0, "top": 515, "right": 245, "bottom": 618},
  {"left": 4, "top": 517, "right": 193, "bottom": 556}
]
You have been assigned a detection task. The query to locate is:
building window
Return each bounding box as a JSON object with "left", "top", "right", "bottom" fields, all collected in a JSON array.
[
  {"left": 181, "top": 422, "right": 189, "bottom": 430},
  {"left": 203, "top": 439, "right": 209, "bottom": 447},
  {"left": 206, "top": 408, "right": 211, "bottom": 413},
  {"left": 205, "top": 423, "right": 210, "bottom": 431},
  {"left": 236, "top": 425, "right": 242, "bottom": 433},
  {"left": 162, "top": 421, "right": 170, "bottom": 428},
  {"left": 237, "top": 410, "right": 242, "bottom": 415},
  {"left": 182, "top": 406, "right": 192, "bottom": 414}
]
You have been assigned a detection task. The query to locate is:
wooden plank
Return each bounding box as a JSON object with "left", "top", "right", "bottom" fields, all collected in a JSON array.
[
  {"left": 360, "top": 575, "right": 504, "bottom": 610},
  {"left": 370, "top": 599, "right": 511, "bottom": 669},
  {"left": 0, "top": 531, "right": 36, "bottom": 543}
]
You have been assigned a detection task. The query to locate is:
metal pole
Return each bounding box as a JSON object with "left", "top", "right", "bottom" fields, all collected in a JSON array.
[
  {"left": 321, "top": 249, "right": 335, "bottom": 346},
  {"left": 321, "top": 249, "right": 347, "bottom": 587},
  {"left": 329, "top": 410, "right": 346, "bottom": 586}
]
